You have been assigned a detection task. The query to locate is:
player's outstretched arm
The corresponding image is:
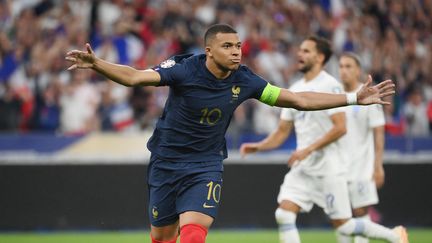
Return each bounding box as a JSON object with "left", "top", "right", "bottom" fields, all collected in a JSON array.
[
  {"left": 239, "top": 120, "right": 293, "bottom": 157},
  {"left": 274, "top": 75, "right": 395, "bottom": 110},
  {"left": 65, "top": 43, "right": 161, "bottom": 87}
]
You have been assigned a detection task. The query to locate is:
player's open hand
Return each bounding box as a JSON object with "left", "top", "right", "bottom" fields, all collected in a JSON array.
[
  {"left": 373, "top": 165, "right": 385, "bottom": 189},
  {"left": 356, "top": 75, "right": 395, "bottom": 105},
  {"left": 239, "top": 143, "right": 260, "bottom": 158},
  {"left": 287, "top": 148, "right": 311, "bottom": 167},
  {"left": 65, "top": 43, "right": 96, "bottom": 70}
]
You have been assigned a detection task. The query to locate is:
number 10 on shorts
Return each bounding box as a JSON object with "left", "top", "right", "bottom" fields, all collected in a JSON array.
[{"left": 203, "top": 181, "right": 221, "bottom": 208}]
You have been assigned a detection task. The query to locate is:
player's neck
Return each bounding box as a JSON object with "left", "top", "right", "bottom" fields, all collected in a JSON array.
[
  {"left": 205, "top": 60, "right": 232, "bottom": 80},
  {"left": 343, "top": 81, "right": 360, "bottom": 92},
  {"left": 304, "top": 65, "right": 322, "bottom": 82}
]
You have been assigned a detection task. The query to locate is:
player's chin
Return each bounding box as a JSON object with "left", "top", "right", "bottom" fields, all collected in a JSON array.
[{"left": 228, "top": 63, "right": 240, "bottom": 70}]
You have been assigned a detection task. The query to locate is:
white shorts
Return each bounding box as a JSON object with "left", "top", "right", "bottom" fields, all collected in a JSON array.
[
  {"left": 277, "top": 169, "right": 352, "bottom": 219},
  {"left": 348, "top": 179, "right": 379, "bottom": 209}
]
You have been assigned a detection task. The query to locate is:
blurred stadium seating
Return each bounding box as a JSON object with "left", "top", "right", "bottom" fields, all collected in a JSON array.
[{"left": 0, "top": 0, "right": 431, "bottom": 137}]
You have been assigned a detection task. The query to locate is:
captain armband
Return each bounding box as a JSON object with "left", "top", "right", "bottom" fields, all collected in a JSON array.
[{"left": 259, "top": 83, "right": 282, "bottom": 106}]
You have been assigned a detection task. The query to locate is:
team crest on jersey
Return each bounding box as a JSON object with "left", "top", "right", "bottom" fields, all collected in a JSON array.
[
  {"left": 160, "top": 59, "right": 176, "bottom": 68},
  {"left": 231, "top": 85, "right": 241, "bottom": 103}
]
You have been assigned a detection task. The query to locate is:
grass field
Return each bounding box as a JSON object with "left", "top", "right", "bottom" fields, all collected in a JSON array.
[{"left": 0, "top": 229, "right": 430, "bottom": 243}]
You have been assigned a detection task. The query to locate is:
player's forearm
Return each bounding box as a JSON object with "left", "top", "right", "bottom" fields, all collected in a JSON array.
[
  {"left": 308, "top": 127, "right": 346, "bottom": 153},
  {"left": 276, "top": 89, "right": 349, "bottom": 111},
  {"left": 373, "top": 126, "right": 385, "bottom": 168},
  {"left": 92, "top": 57, "right": 159, "bottom": 87},
  {"left": 258, "top": 131, "right": 289, "bottom": 151}
]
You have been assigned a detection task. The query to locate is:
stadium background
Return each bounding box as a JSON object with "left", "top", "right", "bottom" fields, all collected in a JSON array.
[{"left": 1, "top": 0, "right": 432, "bottom": 242}]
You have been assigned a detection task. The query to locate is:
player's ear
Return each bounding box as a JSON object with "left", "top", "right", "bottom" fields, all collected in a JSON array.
[
  {"left": 317, "top": 53, "right": 325, "bottom": 65},
  {"left": 205, "top": 46, "right": 212, "bottom": 57}
]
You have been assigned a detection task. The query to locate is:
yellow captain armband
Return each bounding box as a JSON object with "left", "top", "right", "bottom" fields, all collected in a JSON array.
[{"left": 259, "top": 83, "right": 282, "bottom": 106}]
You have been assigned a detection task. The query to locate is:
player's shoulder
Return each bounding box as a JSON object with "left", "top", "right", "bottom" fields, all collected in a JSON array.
[
  {"left": 234, "top": 65, "right": 267, "bottom": 83},
  {"left": 158, "top": 54, "right": 201, "bottom": 69},
  {"left": 319, "top": 71, "right": 340, "bottom": 85},
  {"left": 236, "top": 64, "right": 256, "bottom": 76},
  {"left": 289, "top": 78, "right": 305, "bottom": 90}
]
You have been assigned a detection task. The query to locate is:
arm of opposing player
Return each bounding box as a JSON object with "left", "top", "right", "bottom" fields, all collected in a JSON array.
[
  {"left": 257, "top": 119, "right": 293, "bottom": 151},
  {"left": 373, "top": 125, "right": 385, "bottom": 188},
  {"left": 307, "top": 112, "right": 346, "bottom": 152},
  {"left": 239, "top": 119, "right": 293, "bottom": 157}
]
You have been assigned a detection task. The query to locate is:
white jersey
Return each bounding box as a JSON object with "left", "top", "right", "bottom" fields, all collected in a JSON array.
[
  {"left": 341, "top": 85, "right": 385, "bottom": 181},
  {"left": 280, "top": 71, "right": 345, "bottom": 176}
]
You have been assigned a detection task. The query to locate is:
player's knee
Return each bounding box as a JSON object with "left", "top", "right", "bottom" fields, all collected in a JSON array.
[
  {"left": 352, "top": 207, "right": 369, "bottom": 217},
  {"left": 275, "top": 208, "right": 297, "bottom": 224}
]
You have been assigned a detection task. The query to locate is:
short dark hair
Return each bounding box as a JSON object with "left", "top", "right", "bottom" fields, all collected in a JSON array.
[
  {"left": 340, "top": 52, "right": 362, "bottom": 68},
  {"left": 204, "top": 24, "right": 237, "bottom": 46},
  {"left": 306, "top": 36, "right": 332, "bottom": 65}
]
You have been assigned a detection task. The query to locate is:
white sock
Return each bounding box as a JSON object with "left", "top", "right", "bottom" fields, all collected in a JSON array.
[
  {"left": 336, "top": 215, "right": 371, "bottom": 243},
  {"left": 354, "top": 215, "right": 370, "bottom": 243},
  {"left": 275, "top": 208, "right": 301, "bottom": 243},
  {"left": 336, "top": 230, "right": 352, "bottom": 243},
  {"left": 337, "top": 218, "right": 399, "bottom": 243}
]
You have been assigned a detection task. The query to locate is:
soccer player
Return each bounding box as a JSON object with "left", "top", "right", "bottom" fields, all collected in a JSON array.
[
  {"left": 65, "top": 24, "right": 396, "bottom": 243},
  {"left": 336, "top": 52, "right": 387, "bottom": 243},
  {"left": 240, "top": 37, "right": 408, "bottom": 243}
]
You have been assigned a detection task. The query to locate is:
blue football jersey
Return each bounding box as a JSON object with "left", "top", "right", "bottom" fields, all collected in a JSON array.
[{"left": 147, "top": 54, "right": 268, "bottom": 162}]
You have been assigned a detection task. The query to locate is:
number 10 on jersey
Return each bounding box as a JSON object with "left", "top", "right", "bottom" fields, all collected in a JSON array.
[{"left": 200, "top": 108, "right": 222, "bottom": 125}]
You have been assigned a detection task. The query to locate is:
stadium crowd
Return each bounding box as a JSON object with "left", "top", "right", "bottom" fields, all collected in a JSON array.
[{"left": 0, "top": 0, "right": 431, "bottom": 137}]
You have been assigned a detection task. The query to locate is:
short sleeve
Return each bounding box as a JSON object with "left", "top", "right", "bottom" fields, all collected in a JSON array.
[
  {"left": 153, "top": 54, "right": 192, "bottom": 86},
  {"left": 280, "top": 107, "right": 295, "bottom": 121},
  {"left": 239, "top": 66, "right": 269, "bottom": 100},
  {"left": 368, "top": 104, "right": 385, "bottom": 127},
  {"left": 326, "top": 83, "right": 345, "bottom": 115}
]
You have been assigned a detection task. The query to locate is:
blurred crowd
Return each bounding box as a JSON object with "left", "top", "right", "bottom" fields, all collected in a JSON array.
[{"left": 0, "top": 0, "right": 431, "bottom": 137}]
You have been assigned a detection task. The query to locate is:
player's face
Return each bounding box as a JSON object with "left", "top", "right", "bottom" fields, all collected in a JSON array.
[
  {"left": 339, "top": 56, "right": 360, "bottom": 85},
  {"left": 297, "top": 40, "right": 322, "bottom": 73},
  {"left": 206, "top": 33, "right": 242, "bottom": 72}
]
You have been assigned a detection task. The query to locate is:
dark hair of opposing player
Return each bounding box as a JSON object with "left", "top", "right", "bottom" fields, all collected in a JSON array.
[
  {"left": 306, "top": 35, "right": 333, "bottom": 65},
  {"left": 340, "top": 52, "right": 362, "bottom": 68},
  {"left": 204, "top": 24, "right": 237, "bottom": 46}
]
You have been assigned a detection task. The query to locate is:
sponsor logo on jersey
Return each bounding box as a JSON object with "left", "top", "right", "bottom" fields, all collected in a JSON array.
[{"left": 203, "top": 202, "right": 216, "bottom": 209}]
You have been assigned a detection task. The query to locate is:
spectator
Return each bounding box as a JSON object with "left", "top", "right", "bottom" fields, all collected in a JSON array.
[
  {"left": 0, "top": 0, "right": 431, "bottom": 137},
  {"left": 403, "top": 87, "right": 430, "bottom": 137}
]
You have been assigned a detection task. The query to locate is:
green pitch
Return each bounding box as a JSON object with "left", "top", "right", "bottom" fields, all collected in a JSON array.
[{"left": 0, "top": 229, "right": 430, "bottom": 243}]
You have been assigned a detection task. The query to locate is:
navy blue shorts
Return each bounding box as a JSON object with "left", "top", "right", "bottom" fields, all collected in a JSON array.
[{"left": 147, "top": 155, "right": 224, "bottom": 227}]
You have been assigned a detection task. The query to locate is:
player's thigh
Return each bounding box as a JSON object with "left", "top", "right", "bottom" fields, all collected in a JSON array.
[
  {"left": 319, "top": 175, "right": 352, "bottom": 220},
  {"left": 147, "top": 160, "right": 181, "bottom": 227},
  {"left": 348, "top": 179, "right": 379, "bottom": 210},
  {"left": 279, "top": 199, "right": 302, "bottom": 213},
  {"left": 277, "top": 169, "right": 314, "bottom": 213},
  {"left": 177, "top": 170, "right": 223, "bottom": 222}
]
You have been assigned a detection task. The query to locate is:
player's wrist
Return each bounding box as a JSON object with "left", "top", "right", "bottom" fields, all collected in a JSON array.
[
  {"left": 91, "top": 57, "right": 101, "bottom": 70},
  {"left": 346, "top": 93, "right": 357, "bottom": 105}
]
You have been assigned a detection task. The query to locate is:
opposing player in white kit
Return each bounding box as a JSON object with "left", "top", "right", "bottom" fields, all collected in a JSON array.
[
  {"left": 240, "top": 37, "right": 408, "bottom": 243},
  {"left": 336, "top": 52, "right": 387, "bottom": 243}
]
